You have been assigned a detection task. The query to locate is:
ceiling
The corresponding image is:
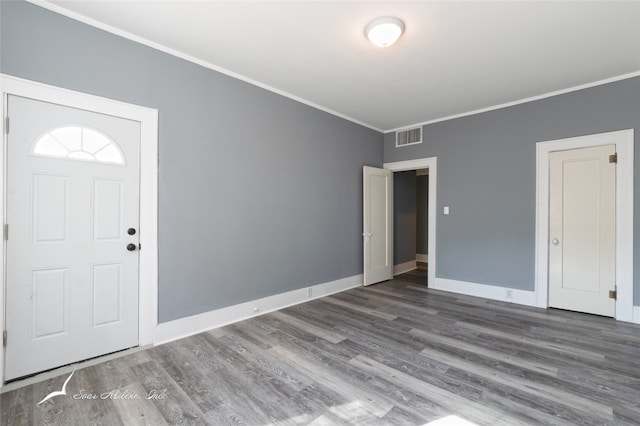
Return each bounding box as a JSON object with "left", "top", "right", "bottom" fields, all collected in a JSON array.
[{"left": 37, "top": 1, "right": 640, "bottom": 132}]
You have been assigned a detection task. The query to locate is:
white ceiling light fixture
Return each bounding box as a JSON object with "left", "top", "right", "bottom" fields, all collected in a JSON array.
[{"left": 365, "top": 17, "right": 405, "bottom": 48}]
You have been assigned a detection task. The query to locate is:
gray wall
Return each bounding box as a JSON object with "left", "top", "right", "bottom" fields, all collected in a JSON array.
[
  {"left": 416, "top": 175, "right": 428, "bottom": 255},
  {"left": 384, "top": 76, "right": 640, "bottom": 304},
  {"left": 393, "top": 171, "right": 416, "bottom": 265},
  {"left": 1, "top": 1, "right": 383, "bottom": 322}
]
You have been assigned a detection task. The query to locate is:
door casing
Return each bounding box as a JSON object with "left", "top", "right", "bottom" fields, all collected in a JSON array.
[
  {"left": 383, "top": 157, "right": 437, "bottom": 289},
  {"left": 0, "top": 74, "right": 159, "bottom": 386},
  {"left": 535, "top": 129, "right": 634, "bottom": 321}
]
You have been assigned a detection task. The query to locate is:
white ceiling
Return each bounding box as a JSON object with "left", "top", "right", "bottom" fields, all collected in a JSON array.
[{"left": 38, "top": 1, "right": 640, "bottom": 132}]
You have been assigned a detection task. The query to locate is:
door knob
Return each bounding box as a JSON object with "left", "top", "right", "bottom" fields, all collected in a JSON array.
[
  {"left": 552, "top": 238, "right": 559, "bottom": 245},
  {"left": 126, "top": 243, "right": 137, "bottom": 251}
]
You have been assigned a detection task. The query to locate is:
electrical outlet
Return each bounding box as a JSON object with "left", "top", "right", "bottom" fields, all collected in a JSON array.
[{"left": 505, "top": 289, "right": 513, "bottom": 299}]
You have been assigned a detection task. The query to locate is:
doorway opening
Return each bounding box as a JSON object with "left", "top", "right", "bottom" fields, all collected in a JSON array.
[
  {"left": 384, "top": 157, "right": 437, "bottom": 289},
  {"left": 392, "top": 168, "right": 429, "bottom": 286}
]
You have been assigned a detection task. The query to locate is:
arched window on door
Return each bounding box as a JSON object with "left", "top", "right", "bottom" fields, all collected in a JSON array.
[{"left": 33, "top": 126, "right": 125, "bottom": 165}]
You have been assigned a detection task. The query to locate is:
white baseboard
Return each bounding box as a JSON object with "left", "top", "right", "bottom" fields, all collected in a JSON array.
[
  {"left": 416, "top": 253, "right": 428, "bottom": 263},
  {"left": 153, "top": 274, "right": 363, "bottom": 345},
  {"left": 432, "top": 278, "right": 537, "bottom": 307},
  {"left": 394, "top": 260, "right": 417, "bottom": 276},
  {"left": 432, "top": 279, "right": 640, "bottom": 323}
]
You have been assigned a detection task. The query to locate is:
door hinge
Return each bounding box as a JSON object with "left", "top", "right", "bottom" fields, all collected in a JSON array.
[
  {"left": 2, "top": 330, "right": 6, "bottom": 348},
  {"left": 609, "top": 287, "right": 617, "bottom": 300},
  {"left": 609, "top": 153, "right": 618, "bottom": 164},
  {"left": 4, "top": 116, "right": 8, "bottom": 134},
  {"left": 4, "top": 224, "right": 8, "bottom": 240}
]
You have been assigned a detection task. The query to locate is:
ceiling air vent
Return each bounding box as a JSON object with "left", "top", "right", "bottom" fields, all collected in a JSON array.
[{"left": 395, "top": 127, "right": 422, "bottom": 147}]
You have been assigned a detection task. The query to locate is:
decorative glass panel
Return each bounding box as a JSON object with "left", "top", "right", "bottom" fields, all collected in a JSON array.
[{"left": 33, "top": 126, "right": 125, "bottom": 165}]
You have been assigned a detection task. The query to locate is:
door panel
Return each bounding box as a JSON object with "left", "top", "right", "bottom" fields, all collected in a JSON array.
[
  {"left": 92, "top": 264, "right": 122, "bottom": 327},
  {"left": 93, "top": 179, "right": 123, "bottom": 241},
  {"left": 548, "top": 145, "right": 615, "bottom": 317},
  {"left": 562, "top": 159, "right": 600, "bottom": 291},
  {"left": 32, "top": 268, "right": 68, "bottom": 338},
  {"left": 33, "top": 174, "right": 69, "bottom": 243},
  {"left": 5, "top": 95, "right": 141, "bottom": 380},
  {"left": 363, "top": 166, "right": 393, "bottom": 286}
]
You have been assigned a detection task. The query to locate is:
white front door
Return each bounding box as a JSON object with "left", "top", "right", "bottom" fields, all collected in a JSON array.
[
  {"left": 5, "top": 95, "right": 141, "bottom": 380},
  {"left": 363, "top": 166, "right": 393, "bottom": 286},
  {"left": 548, "top": 145, "right": 616, "bottom": 317}
]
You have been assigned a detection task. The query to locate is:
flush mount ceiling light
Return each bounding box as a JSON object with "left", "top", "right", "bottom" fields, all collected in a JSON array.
[{"left": 365, "top": 17, "right": 405, "bottom": 48}]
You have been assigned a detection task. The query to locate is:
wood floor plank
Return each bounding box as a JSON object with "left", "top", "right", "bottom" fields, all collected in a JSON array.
[
  {"left": 409, "top": 327, "right": 559, "bottom": 377},
  {"left": 204, "top": 329, "right": 354, "bottom": 424},
  {"left": 232, "top": 318, "right": 361, "bottom": 364},
  {"left": 269, "top": 311, "right": 347, "bottom": 344},
  {"left": 349, "top": 354, "right": 528, "bottom": 426},
  {"left": 337, "top": 337, "right": 572, "bottom": 425},
  {"left": 455, "top": 320, "right": 607, "bottom": 362},
  {"left": 130, "top": 360, "right": 208, "bottom": 425},
  {"left": 73, "top": 366, "right": 127, "bottom": 426},
  {"left": 150, "top": 340, "right": 226, "bottom": 414},
  {"left": 418, "top": 345, "right": 614, "bottom": 420},
  {"left": 322, "top": 295, "right": 398, "bottom": 320},
  {"left": 109, "top": 382, "right": 168, "bottom": 426},
  {"left": 0, "top": 384, "right": 34, "bottom": 426},
  {"left": 232, "top": 315, "right": 449, "bottom": 422},
  {"left": 444, "top": 367, "right": 603, "bottom": 425},
  {"left": 213, "top": 332, "right": 315, "bottom": 393},
  {"left": 267, "top": 344, "right": 394, "bottom": 418},
  {"left": 360, "top": 287, "right": 440, "bottom": 315},
  {"left": 417, "top": 317, "right": 640, "bottom": 399}
]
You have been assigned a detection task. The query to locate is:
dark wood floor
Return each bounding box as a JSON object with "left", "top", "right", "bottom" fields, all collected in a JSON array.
[
  {"left": 3, "top": 277, "right": 640, "bottom": 425},
  {"left": 395, "top": 262, "right": 427, "bottom": 286}
]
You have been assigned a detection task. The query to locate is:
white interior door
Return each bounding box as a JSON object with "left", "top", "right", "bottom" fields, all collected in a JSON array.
[
  {"left": 5, "top": 95, "right": 141, "bottom": 380},
  {"left": 548, "top": 145, "right": 616, "bottom": 317},
  {"left": 363, "top": 166, "right": 392, "bottom": 286}
]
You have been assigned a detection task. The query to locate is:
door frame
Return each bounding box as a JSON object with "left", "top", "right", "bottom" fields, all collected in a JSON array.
[
  {"left": 0, "top": 74, "right": 159, "bottom": 386},
  {"left": 383, "top": 157, "right": 437, "bottom": 288},
  {"left": 535, "top": 129, "right": 634, "bottom": 321}
]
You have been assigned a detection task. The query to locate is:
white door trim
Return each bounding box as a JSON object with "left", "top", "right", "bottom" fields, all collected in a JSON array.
[
  {"left": 383, "top": 157, "right": 437, "bottom": 288},
  {"left": 535, "top": 129, "right": 634, "bottom": 321},
  {"left": 0, "top": 74, "right": 159, "bottom": 386}
]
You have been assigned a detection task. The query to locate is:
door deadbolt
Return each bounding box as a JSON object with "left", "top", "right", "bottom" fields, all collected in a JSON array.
[{"left": 127, "top": 228, "right": 136, "bottom": 235}]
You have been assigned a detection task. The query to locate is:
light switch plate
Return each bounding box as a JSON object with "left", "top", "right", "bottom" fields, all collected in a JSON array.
[{"left": 444, "top": 206, "right": 450, "bottom": 215}]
